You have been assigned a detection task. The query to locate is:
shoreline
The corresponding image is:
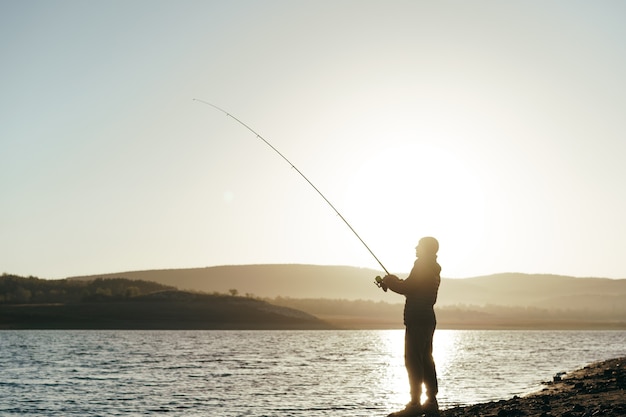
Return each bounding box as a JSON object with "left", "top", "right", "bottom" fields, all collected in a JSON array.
[{"left": 440, "top": 357, "right": 625, "bottom": 416}]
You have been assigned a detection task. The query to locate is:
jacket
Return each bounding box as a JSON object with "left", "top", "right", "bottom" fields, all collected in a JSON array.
[{"left": 386, "top": 257, "right": 441, "bottom": 326}]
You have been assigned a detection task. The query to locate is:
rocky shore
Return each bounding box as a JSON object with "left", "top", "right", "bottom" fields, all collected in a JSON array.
[{"left": 440, "top": 357, "right": 625, "bottom": 417}]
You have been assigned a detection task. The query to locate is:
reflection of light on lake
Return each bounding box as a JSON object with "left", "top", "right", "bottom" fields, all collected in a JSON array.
[
  {"left": 379, "top": 329, "right": 460, "bottom": 408},
  {"left": 433, "top": 329, "right": 460, "bottom": 405},
  {"left": 377, "top": 330, "right": 409, "bottom": 407}
]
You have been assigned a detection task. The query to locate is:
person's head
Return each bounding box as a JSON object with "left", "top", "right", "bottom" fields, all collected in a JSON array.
[{"left": 415, "top": 236, "right": 439, "bottom": 259}]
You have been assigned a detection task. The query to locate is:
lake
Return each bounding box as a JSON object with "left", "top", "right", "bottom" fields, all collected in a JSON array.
[{"left": 1, "top": 330, "right": 624, "bottom": 416}]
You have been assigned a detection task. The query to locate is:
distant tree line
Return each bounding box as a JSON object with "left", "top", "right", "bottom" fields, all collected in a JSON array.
[
  {"left": 0, "top": 274, "right": 175, "bottom": 304},
  {"left": 268, "top": 297, "right": 626, "bottom": 329}
]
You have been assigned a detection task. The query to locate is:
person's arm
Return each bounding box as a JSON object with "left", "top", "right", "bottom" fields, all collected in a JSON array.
[
  {"left": 382, "top": 261, "right": 432, "bottom": 295},
  {"left": 382, "top": 274, "right": 409, "bottom": 295}
]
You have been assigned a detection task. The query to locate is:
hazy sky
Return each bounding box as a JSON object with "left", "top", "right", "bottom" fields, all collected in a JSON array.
[{"left": 2, "top": 1, "right": 625, "bottom": 279}]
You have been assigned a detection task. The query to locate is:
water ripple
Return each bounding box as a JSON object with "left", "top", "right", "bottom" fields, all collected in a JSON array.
[{"left": 0, "top": 330, "right": 624, "bottom": 416}]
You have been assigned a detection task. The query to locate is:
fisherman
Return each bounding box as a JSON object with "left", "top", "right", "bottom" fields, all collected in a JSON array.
[{"left": 382, "top": 237, "right": 441, "bottom": 417}]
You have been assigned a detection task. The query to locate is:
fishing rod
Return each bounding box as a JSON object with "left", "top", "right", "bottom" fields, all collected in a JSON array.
[{"left": 194, "top": 99, "right": 390, "bottom": 289}]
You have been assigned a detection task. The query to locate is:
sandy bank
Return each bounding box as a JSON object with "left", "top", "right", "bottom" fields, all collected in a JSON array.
[{"left": 440, "top": 357, "right": 625, "bottom": 417}]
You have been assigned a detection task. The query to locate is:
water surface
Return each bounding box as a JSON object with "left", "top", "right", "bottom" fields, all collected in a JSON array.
[{"left": 1, "top": 330, "right": 624, "bottom": 416}]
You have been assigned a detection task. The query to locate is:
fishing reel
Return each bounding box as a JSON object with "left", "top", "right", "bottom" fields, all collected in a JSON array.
[{"left": 375, "top": 276, "right": 388, "bottom": 292}]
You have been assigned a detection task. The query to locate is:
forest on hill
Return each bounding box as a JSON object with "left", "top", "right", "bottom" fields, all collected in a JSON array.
[
  {"left": 0, "top": 273, "right": 173, "bottom": 303},
  {"left": 267, "top": 297, "right": 626, "bottom": 330},
  {"left": 0, "top": 274, "right": 332, "bottom": 330}
]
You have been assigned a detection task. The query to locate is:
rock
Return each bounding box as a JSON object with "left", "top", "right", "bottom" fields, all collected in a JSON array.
[{"left": 439, "top": 357, "right": 626, "bottom": 417}]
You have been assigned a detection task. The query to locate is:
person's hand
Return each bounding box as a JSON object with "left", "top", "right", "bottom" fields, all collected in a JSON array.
[{"left": 382, "top": 274, "right": 399, "bottom": 284}]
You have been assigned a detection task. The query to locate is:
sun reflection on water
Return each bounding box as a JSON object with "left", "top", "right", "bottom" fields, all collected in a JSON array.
[
  {"left": 378, "top": 330, "right": 410, "bottom": 407},
  {"left": 433, "top": 330, "right": 461, "bottom": 405},
  {"left": 378, "top": 329, "right": 461, "bottom": 409}
]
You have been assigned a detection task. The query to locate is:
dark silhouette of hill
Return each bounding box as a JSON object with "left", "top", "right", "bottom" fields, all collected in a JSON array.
[
  {"left": 68, "top": 265, "right": 626, "bottom": 312},
  {"left": 0, "top": 274, "right": 333, "bottom": 330},
  {"left": 1, "top": 273, "right": 174, "bottom": 303},
  {"left": 0, "top": 292, "right": 332, "bottom": 330}
]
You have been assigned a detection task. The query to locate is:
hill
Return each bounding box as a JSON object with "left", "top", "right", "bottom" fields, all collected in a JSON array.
[
  {"left": 66, "top": 265, "right": 626, "bottom": 329},
  {"left": 71, "top": 265, "right": 386, "bottom": 300},
  {"left": 0, "top": 273, "right": 175, "bottom": 303},
  {"left": 446, "top": 273, "right": 626, "bottom": 310},
  {"left": 69, "top": 265, "right": 626, "bottom": 311},
  {"left": 0, "top": 274, "right": 333, "bottom": 330}
]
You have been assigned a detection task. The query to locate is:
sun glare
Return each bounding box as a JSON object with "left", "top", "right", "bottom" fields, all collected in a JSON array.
[
  {"left": 379, "top": 329, "right": 458, "bottom": 408},
  {"left": 379, "top": 330, "right": 411, "bottom": 407},
  {"left": 343, "top": 142, "right": 485, "bottom": 273}
]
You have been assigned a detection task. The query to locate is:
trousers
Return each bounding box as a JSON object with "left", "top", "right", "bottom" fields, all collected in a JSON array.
[{"left": 404, "top": 324, "right": 438, "bottom": 403}]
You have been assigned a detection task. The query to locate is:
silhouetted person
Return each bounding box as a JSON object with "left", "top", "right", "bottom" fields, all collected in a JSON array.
[{"left": 382, "top": 237, "right": 441, "bottom": 417}]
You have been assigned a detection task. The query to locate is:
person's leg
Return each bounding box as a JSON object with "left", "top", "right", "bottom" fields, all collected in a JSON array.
[
  {"left": 388, "top": 328, "right": 428, "bottom": 417},
  {"left": 421, "top": 324, "right": 439, "bottom": 414},
  {"left": 404, "top": 327, "right": 424, "bottom": 405},
  {"left": 387, "top": 331, "right": 422, "bottom": 417},
  {"left": 422, "top": 324, "right": 437, "bottom": 400}
]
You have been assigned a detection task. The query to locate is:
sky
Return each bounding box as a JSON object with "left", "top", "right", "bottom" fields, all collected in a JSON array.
[{"left": 1, "top": 1, "right": 625, "bottom": 280}]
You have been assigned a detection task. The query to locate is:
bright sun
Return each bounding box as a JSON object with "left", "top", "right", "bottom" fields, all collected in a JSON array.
[{"left": 342, "top": 142, "right": 486, "bottom": 274}]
